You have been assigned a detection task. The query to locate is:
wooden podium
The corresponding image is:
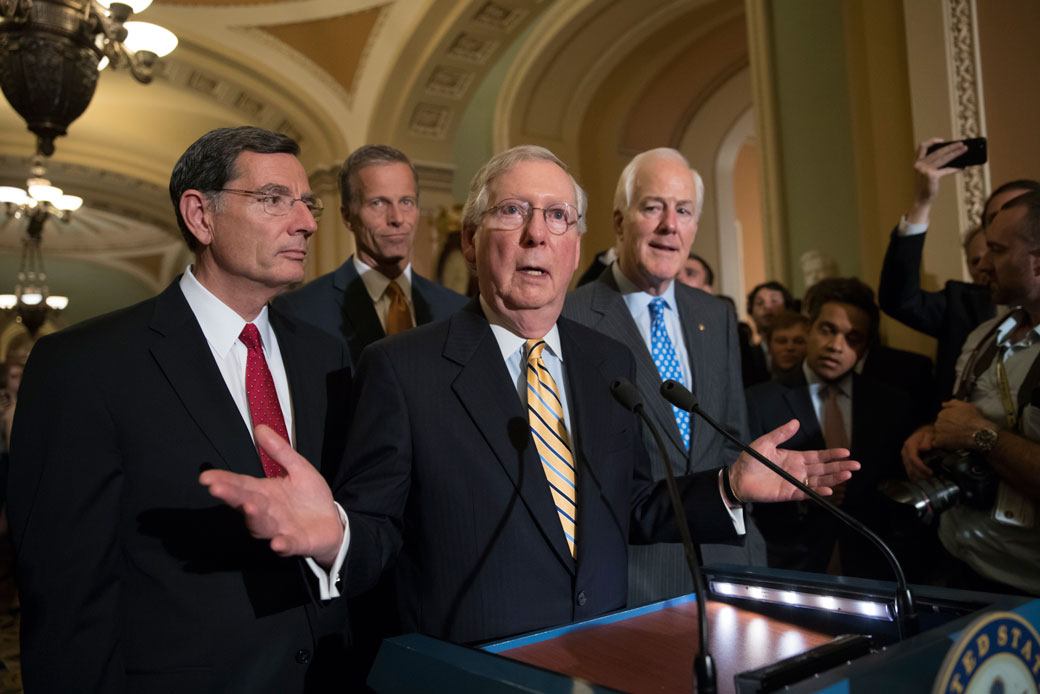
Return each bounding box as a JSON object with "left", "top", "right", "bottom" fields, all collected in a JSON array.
[{"left": 367, "top": 566, "right": 1036, "bottom": 693}]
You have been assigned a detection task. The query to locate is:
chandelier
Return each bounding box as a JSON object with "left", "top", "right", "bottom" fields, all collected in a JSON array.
[
  {"left": 0, "top": 159, "right": 77, "bottom": 336},
  {"left": 0, "top": 0, "right": 178, "bottom": 157}
]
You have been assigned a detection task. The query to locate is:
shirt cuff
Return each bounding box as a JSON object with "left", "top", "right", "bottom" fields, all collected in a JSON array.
[
  {"left": 897, "top": 216, "right": 929, "bottom": 236},
  {"left": 304, "top": 502, "right": 350, "bottom": 600},
  {"left": 718, "top": 470, "right": 747, "bottom": 535}
]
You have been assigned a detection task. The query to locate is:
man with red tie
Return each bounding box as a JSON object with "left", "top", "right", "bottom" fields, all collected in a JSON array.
[{"left": 7, "top": 126, "right": 352, "bottom": 693}]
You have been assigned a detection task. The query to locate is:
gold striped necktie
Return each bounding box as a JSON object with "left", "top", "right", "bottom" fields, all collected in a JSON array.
[
  {"left": 384, "top": 280, "right": 413, "bottom": 335},
  {"left": 525, "top": 339, "right": 577, "bottom": 557}
]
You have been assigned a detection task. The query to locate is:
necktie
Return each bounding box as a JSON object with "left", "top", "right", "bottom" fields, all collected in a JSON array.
[
  {"left": 384, "top": 281, "right": 413, "bottom": 335},
  {"left": 526, "top": 340, "right": 577, "bottom": 557},
  {"left": 648, "top": 297, "right": 690, "bottom": 450},
  {"left": 239, "top": 323, "right": 288, "bottom": 478},
  {"left": 821, "top": 383, "right": 849, "bottom": 450}
]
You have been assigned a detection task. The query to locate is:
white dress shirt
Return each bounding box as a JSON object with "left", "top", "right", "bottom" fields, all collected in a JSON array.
[
  {"left": 181, "top": 266, "right": 348, "bottom": 598},
  {"left": 353, "top": 256, "right": 415, "bottom": 329},
  {"left": 611, "top": 262, "right": 691, "bottom": 389}
]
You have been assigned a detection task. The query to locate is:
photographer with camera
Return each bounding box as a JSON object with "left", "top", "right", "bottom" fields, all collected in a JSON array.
[{"left": 901, "top": 191, "right": 1040, "bottom": 595}]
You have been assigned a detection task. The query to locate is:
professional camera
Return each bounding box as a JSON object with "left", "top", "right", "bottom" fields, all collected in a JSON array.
[{"left": 880, "top": 450, "right": 998, "bottom": 525}]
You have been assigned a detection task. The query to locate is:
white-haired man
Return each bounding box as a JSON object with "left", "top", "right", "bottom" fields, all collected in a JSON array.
[{"left": 564, "top": 147, "right": 765, "bottom": 606}]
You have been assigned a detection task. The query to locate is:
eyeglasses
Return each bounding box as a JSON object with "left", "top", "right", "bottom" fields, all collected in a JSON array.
[
  {"left": 220, "top": 188, "right": 324, "bottom": 221},
  {"left": 483, "top": 199, "right": 580, "bottom": 235}
]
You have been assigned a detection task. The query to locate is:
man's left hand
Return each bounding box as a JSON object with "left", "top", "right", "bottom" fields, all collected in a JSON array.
[
  {"left": 934, "top": 399, "right": 992, "bottom": 450},
  {"left": 730, "top": 419, "right": 860, "bottom": 503}
]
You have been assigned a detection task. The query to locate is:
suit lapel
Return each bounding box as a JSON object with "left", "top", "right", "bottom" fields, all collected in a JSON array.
[
  {"left": 778, "top": 369, "right": 825, "bottom": 449},
  {"left": 446, "top": 301, "right": 576, "bottom": 572},
  {"left": 676, "top": 291, "right": 703, "bottom": 463},
  {"left": 336, "top": 258, "right": 386, "bottom": 362},
  {"left": 411, "top": 274, "right": 434, "bottom": 326},
  {"left": 148, "top": 281, "right": 262, "bottom": 476},
  {"left": 269, "top": 308, "right": 323, "bottom": 468},
  {"left": 589, "top": 274, "right": 687, "bottom": 455}
]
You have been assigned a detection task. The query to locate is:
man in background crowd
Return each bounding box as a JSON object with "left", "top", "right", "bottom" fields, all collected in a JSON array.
[
  {"left": 879, "top": 137, "right": 1039, "bottom": 400},
  {"left": 275, "top": 144, "right": 466, "bottom": 365},
  {"left": 747, "top": 278, "right": 917, "bottom": 578}
]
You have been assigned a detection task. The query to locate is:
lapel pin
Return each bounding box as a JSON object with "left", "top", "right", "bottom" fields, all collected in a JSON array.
[{"left": 698, "top": 323, "right": 705, "bottom": 331}]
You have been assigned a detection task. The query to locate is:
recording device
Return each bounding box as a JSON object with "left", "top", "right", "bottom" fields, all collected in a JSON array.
[
  {"left": 880, "top": 450, "right": 998, "bottom": 526},
  {"left": 926, "top": 137, "right": 987, "bottom": 169},
  {"left": 611, "top": 378, "right": 718, "bottom": 693},
  {"left": 659, "top": 379, "right": 919, "bottom": 640}
]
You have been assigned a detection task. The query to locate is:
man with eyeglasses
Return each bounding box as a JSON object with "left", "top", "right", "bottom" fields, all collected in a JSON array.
[
  {"left": 201, "top": 145, "right": 857, "bottom": 648},
  {"left": 274, "top": 145, "right": 466, "bottom": 366},
  {"left": 564, "top": 148, "right": 766, "bottom": 607},
  {"left": 8, "top": 126, "right": 352, "bottom": 692}
]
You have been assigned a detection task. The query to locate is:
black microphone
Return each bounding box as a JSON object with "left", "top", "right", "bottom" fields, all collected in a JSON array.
[
  {"left": 659, "top": 379, "right": 919, "bottom": 640},
  {"left": 611, "top": 378, "right": 717, "bottom": 694}
]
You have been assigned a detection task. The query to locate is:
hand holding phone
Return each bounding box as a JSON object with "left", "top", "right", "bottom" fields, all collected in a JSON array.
[{"left": 925, "top": 137, "right": 987, "bottom": 169}]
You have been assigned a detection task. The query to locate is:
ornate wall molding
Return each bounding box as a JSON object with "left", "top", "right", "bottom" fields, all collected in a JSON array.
[{"left": 947, "top": 0, "right": 987, "bottom": 228}]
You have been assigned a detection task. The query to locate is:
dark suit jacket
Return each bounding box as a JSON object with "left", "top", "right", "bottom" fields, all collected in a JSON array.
[
  {"left": 7, "top": 281, "right": 352, "bottom": 693},
  {"left": 273, "top": 256, "right": 467, "bottom": 365},
  {"left": 745, "top": 367, "right": 915, "bottom": 579},
  {"left": 563, "top": 269, "right": 765, "bottom": 605},
  {"left": 861, "top": 344, "right": 935, "bottom": 421},
  {"left": 878, "top": 227, "right": 994, "bottom": 400},
  {"left": 337, "top": 299, "right": 740, "bottom": 645}
]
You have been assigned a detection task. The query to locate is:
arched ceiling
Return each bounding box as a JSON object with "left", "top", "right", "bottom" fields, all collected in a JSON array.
[{"left": 0, "top": 0, "right": 752, "bottom": 315}]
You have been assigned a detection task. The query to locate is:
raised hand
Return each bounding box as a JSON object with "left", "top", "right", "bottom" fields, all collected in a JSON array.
[
  {"left": 906, "top": 137, "right": 968, "bottom": 224},
  {"left": 730, "top": 419, "right": 860, "bottom": 503},
  {"left": 199, "top": 424, "right": 344, "bottom": 568}
]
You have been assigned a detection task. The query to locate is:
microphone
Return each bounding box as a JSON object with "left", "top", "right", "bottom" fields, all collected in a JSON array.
[
  {"left": 659, "top": 379, "right": 919, "bottom": 640},
  {"left": 611, "top": 378, "right": 717, "bottom": 694}
]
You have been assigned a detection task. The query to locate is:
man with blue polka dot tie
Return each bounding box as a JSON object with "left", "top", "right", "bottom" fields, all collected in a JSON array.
[{"left": 564, "top": 147, "right": 766, "bottom": 606}]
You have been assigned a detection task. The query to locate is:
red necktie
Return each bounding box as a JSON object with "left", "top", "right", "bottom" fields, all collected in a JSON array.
[{"left": 239, "top": 323, "right": 288, "bottom": 477}]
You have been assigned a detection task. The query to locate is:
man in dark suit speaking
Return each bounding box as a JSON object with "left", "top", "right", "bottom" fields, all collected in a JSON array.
[
  {"left": 202, "top": 145, "right": 858, "bottom": 646},
  {"left": 8, "top": 127, "right": 352, "bottom": 692},
  {"left": 563, "top": 148, "right": 765, "bottom": 608},
  {"left": 274, "top": 145, "right": 466, "bottom": 365}
]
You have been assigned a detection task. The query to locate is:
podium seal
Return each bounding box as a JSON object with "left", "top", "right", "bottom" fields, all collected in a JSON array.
[{"left": 933, "top": 611, "right": 1040, "bottom": 694}]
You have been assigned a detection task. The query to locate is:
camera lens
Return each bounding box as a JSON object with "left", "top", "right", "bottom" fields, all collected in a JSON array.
[{"left": 880, "top": 477, "right": 962, "bottom": 525}]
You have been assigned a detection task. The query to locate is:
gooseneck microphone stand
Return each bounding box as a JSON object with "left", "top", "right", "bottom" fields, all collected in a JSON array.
[
  {"left": 659, "top": 379, "right": 919, "bottom": 640},
  {"left": 611, "top": 378, "right": 717, "bottom": 693}
]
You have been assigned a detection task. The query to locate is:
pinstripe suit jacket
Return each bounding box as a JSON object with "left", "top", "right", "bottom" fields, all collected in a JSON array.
[
  {"left": 563, "top": 267, "right": 766, "bottom": 606},
  {"left": 337, "top": 299, "right": 740, "bottom": 644}
]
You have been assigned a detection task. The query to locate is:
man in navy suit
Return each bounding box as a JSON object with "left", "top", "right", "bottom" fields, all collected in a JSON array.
[
  {"left": 8, "top": 127, "right": 352, "bottom": 692},
  {"left": 203, "top": 145, "right": 858, "bottom": 646},
  {"left": 746, "top": 278, "right": 919, "bottom": 579},
  {"left": 274, "top": 145, "right": 466, "bottom": 365},
  {"left": 564, "top": 148, "right": 765, "bottom": 608}
]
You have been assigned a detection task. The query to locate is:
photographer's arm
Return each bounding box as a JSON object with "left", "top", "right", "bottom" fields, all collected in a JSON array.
[{"left": 934, "top": 400, "right": 1040, "bottom": 500}]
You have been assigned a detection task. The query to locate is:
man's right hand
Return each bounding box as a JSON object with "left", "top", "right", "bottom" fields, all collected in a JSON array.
[
  {"left": 906, "top": 138, "right": 969, "bottom": 225},
  {"left": 200, "top": 424, "right": 344, "bottom": 568},
  {"left": 901, "top": 423, "right": 937, "bottom": 481}
]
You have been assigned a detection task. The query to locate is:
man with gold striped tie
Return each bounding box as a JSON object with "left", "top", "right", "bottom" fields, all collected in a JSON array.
[{"left": 202, "top": 145, "right": 859, "bottom": 648}]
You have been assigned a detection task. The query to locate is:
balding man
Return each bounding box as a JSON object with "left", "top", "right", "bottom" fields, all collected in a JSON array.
[{"left": 564, "top": 148, "right": 765, "bottom": 607}]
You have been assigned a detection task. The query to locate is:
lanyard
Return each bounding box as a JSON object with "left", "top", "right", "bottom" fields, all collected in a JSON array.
[{"left": 996, "top": 346, "right": 1018, "bottom": 430}]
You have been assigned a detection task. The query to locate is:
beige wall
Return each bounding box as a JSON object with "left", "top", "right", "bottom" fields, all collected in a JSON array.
[{"left": 976, "top": 0, "right": 1040, "bottom": 186}]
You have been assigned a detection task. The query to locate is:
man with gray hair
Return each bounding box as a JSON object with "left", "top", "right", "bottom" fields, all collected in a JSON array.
[
  {"left": 275, "top": 144, "right": 465, "bottom": 365},
  {"left": 202, "top": 145, "right": 857, "bottom": 646},
  {"left": 564, "top": 147, "right": 765, "bottom": 607}
]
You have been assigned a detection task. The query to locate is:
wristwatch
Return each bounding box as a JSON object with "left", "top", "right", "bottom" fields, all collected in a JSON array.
[{"left": 971, "top": 426, "right": 999, "bottom": 454}]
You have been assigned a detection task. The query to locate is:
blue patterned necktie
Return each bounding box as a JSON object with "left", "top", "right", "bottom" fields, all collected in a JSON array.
[{"left": 649, "top": 297, "right": 690, "bottom": 450}]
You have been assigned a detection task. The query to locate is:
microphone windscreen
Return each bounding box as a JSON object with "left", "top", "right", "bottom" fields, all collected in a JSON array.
[
  {"left": 660, "top": 379, "right": 698, "bottom": 411},
  {"left": 610, "top": 378, "right": 645, "bottom": 412}
]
